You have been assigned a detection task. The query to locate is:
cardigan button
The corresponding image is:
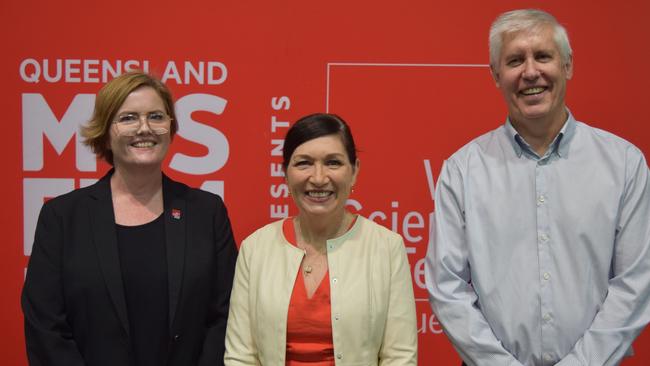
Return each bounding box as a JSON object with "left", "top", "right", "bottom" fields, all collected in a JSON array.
[{"left": 173, "top": 334, "right": 181, "bottom": 341}]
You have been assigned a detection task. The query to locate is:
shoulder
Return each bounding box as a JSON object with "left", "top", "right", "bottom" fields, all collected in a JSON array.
[
  {"left": 165, "top": 176, "right": 227, "bottom": 212},
  {"left": 240, "top": 219, "right": 286, "bottom": 252},
  {"left": 41, "top": 179, "right": 104, "bottom": 215},
  {"left": 575, "top": 121, "right": 645, "bottom": 158},
  {"left": 445, "top": 125, "right": 506, "bottom": 167},
  {"left": 357, "top": 216, "right": 401, "bottom": 239},
  {"left": 355, "top": 216, "right": 405, "bottom": 251},
  {"left": 244, "top": 219, "right": 284, "bottom": 238}
]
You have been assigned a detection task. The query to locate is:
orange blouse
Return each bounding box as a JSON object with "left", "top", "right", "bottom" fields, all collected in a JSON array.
[{"left": 284, "top": 218, "right": 335, "bottom": 366}]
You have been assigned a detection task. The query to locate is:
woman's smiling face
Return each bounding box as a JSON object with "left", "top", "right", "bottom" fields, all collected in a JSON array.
[
  {"left": 109, "top": 86, "right": 171, "bottom": 170},
  {"left": 286, "top": 134, "right": 358, "bottom": 218}
]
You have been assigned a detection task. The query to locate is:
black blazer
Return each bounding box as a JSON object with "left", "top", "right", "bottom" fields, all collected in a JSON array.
[{"left": 22, "top": 171, "right": 237, "bottom": 366}]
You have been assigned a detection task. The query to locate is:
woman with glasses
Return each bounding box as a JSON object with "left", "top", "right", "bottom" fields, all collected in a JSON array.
[
  {"left": 22, "top": 71, "right": 237, "bottom": 366},
  {"left": 224, "top": 113, "right": 417, "bottom": 365}
]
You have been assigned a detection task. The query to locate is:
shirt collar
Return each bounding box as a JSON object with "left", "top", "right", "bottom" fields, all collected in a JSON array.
[{"left": 504, "top": 109, "right": 576, "bottom": 159}]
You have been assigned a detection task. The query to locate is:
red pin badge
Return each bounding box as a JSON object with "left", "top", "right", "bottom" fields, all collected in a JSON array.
[{"left": 171, "top": 209, "right": 181, "bottom": 220}]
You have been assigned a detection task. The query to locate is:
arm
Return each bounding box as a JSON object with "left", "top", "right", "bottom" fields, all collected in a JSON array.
[
  {"left": 378, "top": 235, "right": 418, "bottom": 366},
  {"left": 21, "top": 202, "right": 86, "bottom": 366},
  {"left": 224, "top": 236, "right": 259, "bottom": 365},
  {"left": 556, "top": 149, "right": 650, "bottom": 366},
  {"left": 198, "top": 200, "right": 238, "bottom": 366},
  {"left": 425, "top": 159, "right": 524, "bottom": 366}
]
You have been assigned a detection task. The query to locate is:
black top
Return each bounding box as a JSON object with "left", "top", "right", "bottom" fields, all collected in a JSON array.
[
  {"left": 116, "top": 214, "right": 169, "bottom": 366},
  {"left": 22, "top": 171, "right": 237, "bottom": 366}
]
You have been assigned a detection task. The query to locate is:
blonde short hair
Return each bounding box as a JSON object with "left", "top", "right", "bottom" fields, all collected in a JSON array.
[{"left": 81, "top": 71, "right": 178, "bottom": 165}]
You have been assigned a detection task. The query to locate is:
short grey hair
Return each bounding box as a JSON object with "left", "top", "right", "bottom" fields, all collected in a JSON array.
[{"left": 489, "top": 9, "right": 572, "bottom": 68}]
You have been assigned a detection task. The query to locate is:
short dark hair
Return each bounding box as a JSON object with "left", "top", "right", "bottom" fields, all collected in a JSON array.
[{"left": 282, "top": 113, "right": 357, "bottom": 170}]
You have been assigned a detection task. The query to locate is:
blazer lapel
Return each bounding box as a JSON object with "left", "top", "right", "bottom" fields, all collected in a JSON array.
[
  {"left": 88, "top": 171, "right": 130, "bottom": 336},
  {"left": 163, "top": 175, "right": 187, "bottom": 332}
]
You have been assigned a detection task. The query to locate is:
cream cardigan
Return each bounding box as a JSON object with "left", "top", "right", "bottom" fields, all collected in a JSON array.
[{"left": 224, "top": 215, "right": 417, "bottom": 365}]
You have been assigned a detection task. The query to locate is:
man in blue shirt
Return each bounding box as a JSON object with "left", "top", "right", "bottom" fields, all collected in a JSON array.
[{"left": 426, "top": 9, "right": 650, "bottom": 366}]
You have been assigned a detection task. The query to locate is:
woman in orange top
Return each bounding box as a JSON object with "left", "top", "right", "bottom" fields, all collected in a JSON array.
[{"left": 225, "top": 113, "right": 417, "bottom": 365}]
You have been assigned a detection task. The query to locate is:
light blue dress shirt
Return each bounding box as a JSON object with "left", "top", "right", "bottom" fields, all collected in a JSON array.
[{"left": 426, "top": 112, "right": 650, "bottom": 366}]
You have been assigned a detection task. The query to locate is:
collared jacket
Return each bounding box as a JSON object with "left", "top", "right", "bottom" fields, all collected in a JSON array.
[
  {"left": 225, "top": 215, "right": 417, "bottom": 365},
  {"left": 22, "top": 171, "right": 237, "bottom": 366}
]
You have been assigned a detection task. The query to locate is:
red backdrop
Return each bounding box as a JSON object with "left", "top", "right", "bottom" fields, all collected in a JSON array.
[{"left": 2, "top": 0, "right": 649, "bottom": 364}]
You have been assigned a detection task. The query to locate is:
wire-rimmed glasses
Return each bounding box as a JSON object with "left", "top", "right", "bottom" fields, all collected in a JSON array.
[{"left": 113, "top": 111, "right": 172, "bottom": 136}]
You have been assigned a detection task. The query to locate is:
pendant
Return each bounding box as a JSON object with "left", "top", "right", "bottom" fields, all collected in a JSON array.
[{"left": 304, "top": 265, "right": 313, "bottom": 274}]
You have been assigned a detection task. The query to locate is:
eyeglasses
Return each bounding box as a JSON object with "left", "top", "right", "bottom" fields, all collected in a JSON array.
[{"left": 113, "top": 111, "right": 172, "bottom": 136}]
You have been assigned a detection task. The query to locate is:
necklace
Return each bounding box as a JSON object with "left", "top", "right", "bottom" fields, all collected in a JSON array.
[
  {"left": 296, "top": 212, "right": 353, "bottom": 275},
  {"left": 300, "top": 248, "right": 323, "bottom": 275}
]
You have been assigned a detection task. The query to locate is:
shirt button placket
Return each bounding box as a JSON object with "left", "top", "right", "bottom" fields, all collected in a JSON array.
[
  {"left": 536, "top": 160, "right": 554, "bottom": 357},
  {"left": 543, "top": 313, "right": 552, "bottom": 323},
  {"left": 544, "top": 352, "right": 553, "bottom": 364}
]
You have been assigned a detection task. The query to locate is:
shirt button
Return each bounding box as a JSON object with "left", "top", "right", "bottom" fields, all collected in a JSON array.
[
  {"left": 543, "top": 272, "right": 550, "bottom": 280},
  {"left": 544, "top": 353, "right": 553, "bottom": 362},
  {"left": 539, "top": 233, "right": 549, "bottom": 242},
  {"left": 336, "top": 353, "right": 342, "bottom": 359},
  {"left": 543, "top": 313, "right": 552, "bottom": 322},
  {"left": 335, "top": 314, "right": 340, "bottom": 321},
  {"left": 332, "top": 278, "right": 338, "bottom": 284},
  {"left": 173, "top": 334, "right": 180, "bottom": 341},
  {"left": 538, "top": 195, "right": 546, "bottom": 204}
]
